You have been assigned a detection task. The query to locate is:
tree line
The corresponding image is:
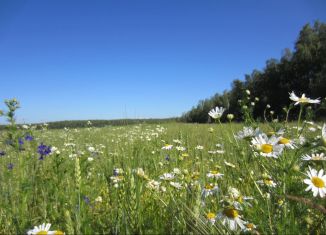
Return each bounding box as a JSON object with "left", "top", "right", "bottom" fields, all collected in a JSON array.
[{"left": 181, "top": 21, "right": 326, "bottom": 123}]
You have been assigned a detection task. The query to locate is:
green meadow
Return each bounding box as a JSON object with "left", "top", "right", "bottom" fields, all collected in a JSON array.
[{"left": 0, "top": 118, "right": 325, "bottom": 234}]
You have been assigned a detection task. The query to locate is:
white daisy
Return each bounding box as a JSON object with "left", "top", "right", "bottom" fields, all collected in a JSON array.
[
  {"left": 278, "top": 137, "right": 297, "bottom": 149},
  {"left": 27, "top": 223, "right": 52, "bottom": 235},
  {"left": 289, "top": 91, "right": 320, "bottom": 105},
  {"left": 170, "top": 181, "right": 183, "bottom": 189},
  {"left": 159, "top": 173, "right": 175, "bottom": 181},
  {"left": 304, "top": 167, "right": 326, "bottom": 198},
  {"left": 162, "top": 144, "right": 173, "bottom": 150},
  {"left": 302, "top": 153, "right": 326, "bottom": 161},
  {"left": 176, "top": 146, "right": 186, "bottom": 151},
  {"left": 217, "top": 208, "right": 246, "bottom": 231},
  {"left": 235, "top": 126, "right": 262, "bottom": 140},
  {"left": 206, "top": 212, "right": 216, "bottom": 224},
  {"left": 243, "top": 222, "right": 257, "bottom": 232},
  {"left": 201, "top": 183, "right": 219, "bottom": 198},
  {"left": 207, "top": 170, "right": 224, "bottom": 179},
  {"left": 257, "top": 178, "right": 277, "bottom": 188},
  {"left": 251, "top": 134, "right": 284, "bottom": 158},
  {"left": 208, "top": 106, "right": 225, "bottom": 119},
  {"left": 195, "top": 145, "right": 204, "bottom": 150}
]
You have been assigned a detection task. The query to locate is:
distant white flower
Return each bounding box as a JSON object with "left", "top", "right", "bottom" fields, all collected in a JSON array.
[
  {"left": 160, "top": 173, "right": 175, "bottom": 181},
  {"left": 207, "top": 170, "right": 224, "bottom": 179},
  {"left": 173, "top": 168, "right": 181, "bottom": 175},
  {"left": 246, "top": 90, "right": 251, "bottom": 95},
  {"left": 235, "top": 127, "right": 261, "bottom": 140},
  {"left": 146, "top": 180, "right": 161, "bottom": 191},
  {"left": 195, "top": 145, "right": 204, "bottom": 150},
  {"left": 87, "top": 157, "right": 94, "bottom": 162},
  {"left": 257, "top": 178, "right": 277, "bottom": 188},
  {"left": 88, "top": 146, "right": 96, "bottom": 153},
  {"left": 251, "top": 134, "right": 284, "bottom": 158},
  {"left": 162, "top": 144, "right": 173, "bottom": 150},
  {"left": 304, "top": 167, "right": 326, "bottom": 198},
  {"left": 208, "top": 106, "right": 225, "bottom": 119},
  {"left": 202, "top": 183, "right": 219, "bottom": 198},
  {"left": 176, "top": 146, "right": 186, "bottom": 151},
  {"left": 302, "top": 153, "right": 326, "bottom": 161},
  {"left": 170, "top": 182, "right": 183, "bottom": 189},
  {"left": 289, "top": 91, "right": 320, "bottom": 105},
  {"left": 95, "top": 196, "right": 103, "bottom": 203}
]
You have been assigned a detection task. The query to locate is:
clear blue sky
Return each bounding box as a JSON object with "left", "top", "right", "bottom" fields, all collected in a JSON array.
[{"left": 0, "top": 0, "right": 325, "bottom": 123}]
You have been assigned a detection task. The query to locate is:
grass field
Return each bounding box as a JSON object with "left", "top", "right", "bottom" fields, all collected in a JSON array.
[{"left": 0, "top": 118, "right": 325, "bottom": 234}]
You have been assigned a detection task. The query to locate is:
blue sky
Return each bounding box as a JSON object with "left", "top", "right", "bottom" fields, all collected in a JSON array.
[{"left": 0, "top": 0, "right": 325, "bottom": 123}]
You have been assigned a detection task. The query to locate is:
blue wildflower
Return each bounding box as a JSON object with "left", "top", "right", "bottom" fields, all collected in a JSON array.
[
  {"left": 0, "top": 150, "right": 5, "bottom": 156},
  {"left": 165, "top": 154, "right": 170, "bottom": 161},
  {"left": 83, "top": 195, "right": 90, "bottom": 204},
  {"left": 7, "top": 163, "right": 14, "bottom": 170},
  {"left": 25, "top": 134, "right": 34, "bottom": 141},
  {"left": 37, "top": 143, "right": 51, "bottom": 159},
  {"left": 18, "top": 138, "right": 24, "bottom": 146}
]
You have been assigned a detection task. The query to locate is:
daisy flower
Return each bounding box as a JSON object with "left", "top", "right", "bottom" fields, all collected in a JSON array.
[
  {"left": 235, "top": 126, "right": 262, "bottom": 140},
  {"left": 170, "top": 181, "right": 183, "bottom": 190},
  {"left": 207, "top": 170, "right": 224, "bottom": 179},
  {"left": 278, "top": 137, "right": 296, "bottom": 149},
  {"left": 160, "top": 173, "right": 175, "bottom": 181},
  {"left": 217, "top": 207, "right": 246, "bottom": 231},
  {"left": 206, "top": 212, "right": 216, "bottom": 224},
  {"left": 251, "top": 134, "right": 284, "bottom": 158},
  {"left": 257, "top": 178, "right": 277, "bottom": 188},
  {"left": 243, "top": 222, "right": 257, "bottom": 232},
  {"left": 195, "top": 145, "right": 204, "bottom": 150},
  {"left": 302, "top": 153, "right": 326, "bottom": 161},
  {"left": 27, "top": 223, "right": 64, "bottom": 235},
  {"left": 208, "top": 106, "right": 225, "bottom": 119},
  {"left": 202, "top": 183, "right": 219, "bottom": 198},
  {"left": 304, "top": 167, "right": 326, "bottom": 198},
  {"left": 289, "top": 91, "right": 320, "bottom": 105},
  {"left": 162, "top": 144, "right": 173, "bottom": 150}
]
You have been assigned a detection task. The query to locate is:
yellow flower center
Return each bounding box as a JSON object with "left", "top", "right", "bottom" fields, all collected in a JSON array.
[
  {"left": 236, "top": 196, "right": 243, "bottom": 203},
  {"left": 205, "top": 184, "right": 214, "bottom": 190},
  {"left": 267, "top": 131, "right": 275, "bottom": 136},
  {"left": 298, "top": 97, "right": 309, "bottom": 103},
  {"left": 210, "top": 170, "right": 219, "bottom": 175},
  {"left": 246, "top": 223, "right": 254, "bottom": 230},
  {"left": 264, "top": 179, "right": 274, "bottom": 185},
  {"left": 261, "top": 144, "right": 273, "bottom": 153},
  {"left": 54, "top": 231, "right": 64, "bottom": 235},
  {"left": 311, "top": 156, "right": 322, "bottom": 160},
  {"left": 278, "top": 138, "right": 290, "bottom": 145},
  {"left": 207, "top": 212, "right": 216, "bottom": 220},
  {"left": 223, "top": 208, "right": 239, "bottom": 219},
  {"left": 311, "top": 177, "right": 325, "bottom": 188},
  {"left": 36, "top": 231, "right": 48, "bottom": 235}
]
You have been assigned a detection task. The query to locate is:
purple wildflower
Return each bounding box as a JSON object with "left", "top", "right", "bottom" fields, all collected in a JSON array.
[
  {"left": 37, "top": 143, "right": 51, "bottom": 159},
  {"left": 25, "top": 134, "right": 34, "bottom": 141},
  {"left": 7, "top": 163, "right": 14, "bottom": 170},
  {"left": 0, "top": 150, "right": 5, "bottom": 156}
]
